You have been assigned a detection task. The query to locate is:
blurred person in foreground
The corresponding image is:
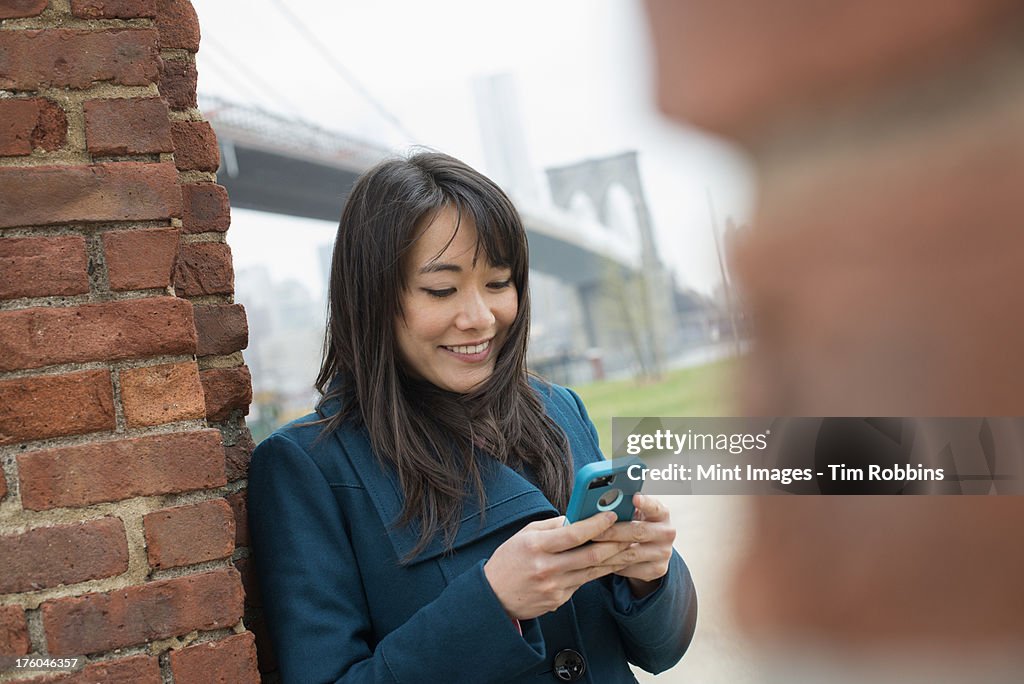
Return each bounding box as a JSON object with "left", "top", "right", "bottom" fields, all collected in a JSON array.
[
  {"left": 248, "top": 152, "right": 696, "bottom": 682},
  {"left": 644, "top": 0, "right": 1024, "bottom": 682}
]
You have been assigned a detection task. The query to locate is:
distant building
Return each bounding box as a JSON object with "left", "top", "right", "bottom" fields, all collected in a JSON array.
[{"left": 235, "top": 266, "right": 325, "bottom": 437}]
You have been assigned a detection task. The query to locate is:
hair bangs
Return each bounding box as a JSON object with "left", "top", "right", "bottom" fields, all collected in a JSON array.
[{"left": 455, "top": 191, "right": 527, "bottom": 278}]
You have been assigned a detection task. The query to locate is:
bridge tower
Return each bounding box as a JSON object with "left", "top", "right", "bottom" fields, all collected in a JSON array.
[{"left": 545, "top": 152, "right": 676, "bottom": 375}]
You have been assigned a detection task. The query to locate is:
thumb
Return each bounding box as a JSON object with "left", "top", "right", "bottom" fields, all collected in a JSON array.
[{"left": 528, "top": 515, "right": 567, "bottom": 530}]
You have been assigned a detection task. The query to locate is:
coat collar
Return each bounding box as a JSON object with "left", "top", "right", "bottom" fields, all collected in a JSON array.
[{"left": 334, "top": 424, "right": 558, "bottom": 566}]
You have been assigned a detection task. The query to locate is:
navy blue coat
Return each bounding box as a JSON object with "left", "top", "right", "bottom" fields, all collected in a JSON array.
[{"left": 248, "top": 382, "right": 697, "bottom": 683}]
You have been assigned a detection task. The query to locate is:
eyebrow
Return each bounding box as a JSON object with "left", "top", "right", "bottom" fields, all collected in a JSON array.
[
  {"left": 418, "top": 262, "right": 512, "bottom": 275},
  {"left": 419, "top": 262, "right": 461, "bottom": 274}
]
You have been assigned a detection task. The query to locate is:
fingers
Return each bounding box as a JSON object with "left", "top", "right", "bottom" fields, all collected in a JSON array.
[
  {"left": 556, "top": 540, "right": 632, "bottom": 572},
  {"left": 563, "top": 562, "right": 630, "bottom": 587},
  {"left": 592, "top": 495, "right": 674, "bottom": 543},
  {"left": 593, "top": 520, "right": 652, "bottom": 544},
  {"left": 541, "top": 512, "right": 618, "bottom": 553},
  {"left": 601, "top": 542, "right": 665, "bottom": 568},
  {"left": 633, "top": 493, "right": 669, "bottom": 522},
  {"left": 607, "top": 561, "right": 669, "bottom": 584},
  {"left": 593, "top": 520, "right": 675, "bottom": 545}
]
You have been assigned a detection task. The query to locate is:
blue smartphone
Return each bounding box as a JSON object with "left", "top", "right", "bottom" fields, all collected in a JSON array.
[{"left": 564, "top": 458, "right": 645, "bottom": 525}]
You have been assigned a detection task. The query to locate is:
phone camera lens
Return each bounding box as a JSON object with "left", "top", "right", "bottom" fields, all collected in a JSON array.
[{"left": 597, "top": 488, "right": 623, "bottom": 511}]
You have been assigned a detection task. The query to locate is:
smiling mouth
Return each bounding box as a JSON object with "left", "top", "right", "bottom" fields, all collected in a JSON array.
[{"left": 441, "top": 339, "right": 491, "bottom": 355}]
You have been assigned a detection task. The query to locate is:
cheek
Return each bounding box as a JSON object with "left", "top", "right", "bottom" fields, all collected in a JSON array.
[
  {"left": 496, "top": 292, "right": 519, "bottom": 328},
  {"left": 393, "top": 317, "right": 415, "bottom": 362},
  {"left": 401, "top": 306, "right": 452, "bottom": 345}
]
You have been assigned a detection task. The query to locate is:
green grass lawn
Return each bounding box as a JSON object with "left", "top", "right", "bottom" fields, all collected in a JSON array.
[{"left": 569, "top": 358, "right": 738, "bottom": 457}]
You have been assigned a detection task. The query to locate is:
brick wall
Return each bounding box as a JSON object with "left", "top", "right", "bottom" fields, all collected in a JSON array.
[
  {"left": 646, "top": 0, "right": 1024, "bottom": 655},
  {"left": 0, "top": 1, "right": 257, "bottom": 681}
]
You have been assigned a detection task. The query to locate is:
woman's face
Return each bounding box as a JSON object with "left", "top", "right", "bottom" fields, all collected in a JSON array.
[{"left": 395, "top": 206, "right": 519, "bottom": 394}]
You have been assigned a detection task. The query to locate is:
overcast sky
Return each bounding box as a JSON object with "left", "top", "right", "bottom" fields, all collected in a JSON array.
[{"left": 191, "top": 0, "right": 755, "bottom": 298}]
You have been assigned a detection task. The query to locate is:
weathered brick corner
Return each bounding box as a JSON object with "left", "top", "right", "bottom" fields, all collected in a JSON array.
[{"left": 1, "top": 1, "right": 257, "bottom": 679}]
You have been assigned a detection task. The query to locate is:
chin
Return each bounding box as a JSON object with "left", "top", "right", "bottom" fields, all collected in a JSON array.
[{"left": 442, "top": 370, "right": 493, "bottom": 394}]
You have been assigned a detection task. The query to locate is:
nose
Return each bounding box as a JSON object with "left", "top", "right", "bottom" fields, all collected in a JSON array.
[{"left": 454, "top": 287, "right": 496, "bottom": 331}]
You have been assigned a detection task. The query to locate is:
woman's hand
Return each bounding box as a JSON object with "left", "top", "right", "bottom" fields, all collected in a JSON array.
[
  {"left": 594, "top": 494, "right": 676, "bottom": 598},
  {"left": 484, "top": 512, "right": 632, "bottom": 620}
]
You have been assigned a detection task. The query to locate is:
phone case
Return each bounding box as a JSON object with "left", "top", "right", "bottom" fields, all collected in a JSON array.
[{"left": 564, "top": 457, "right": 646, "bottom": 524}]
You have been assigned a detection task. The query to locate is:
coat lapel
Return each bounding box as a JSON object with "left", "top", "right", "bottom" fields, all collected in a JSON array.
[{"left": 335, "top": 426, "right": 558, "bottom": 565}]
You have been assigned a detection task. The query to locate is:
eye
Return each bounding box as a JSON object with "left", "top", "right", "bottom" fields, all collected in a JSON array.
[
  {"left": 487, "top": 279, "right": 513, "bottom": 290},
  {"left": 422, "top": 287, "right": 456, "bottom": 298}
]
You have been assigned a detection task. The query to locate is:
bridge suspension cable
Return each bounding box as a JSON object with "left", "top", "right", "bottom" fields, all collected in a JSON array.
[
  {"left": 200, "top": 34, "right": 302, "bottom": 118},
  {"left": 267, "top": 0, "right": 419, "bottom": 142}
]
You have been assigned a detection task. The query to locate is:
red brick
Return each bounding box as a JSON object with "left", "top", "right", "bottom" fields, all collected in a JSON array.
[
  {"left": 0, "top": 162, "right": 180, "bottom": 229},
  {"left": 224, "top": 428, "right": 255, "bottom": 481},
  {"left": 0, "top": 235, "right": 88, "bottom": 300},
  {"left": 0, "top": 473, "right": 6, "bottom": 501},
  {"left": 103, "top": 228, "right": 179, "bottom": 291},
  {"left": 0, "top": 605, "right": 30, "bottom": 656},
  {"left": 225, "top": 489, "right": 248, "bottom": 547},
  {"left": 155, "top": 0, "right": 200, "bottom": 51},
  {"left": 737, "top": 498, "right": 1024, "bottom": 644},
  {"left": 200, "top": 366, "right": 252, "bottom": 421},
  {"left": 120, "top": 361, "right": 205, "bottom": 428},
  {"left": 737, "top": 106, "right": 1024, "bottom": 416},
  {"left": 0, "top": 371, "right": 115, "bottom": 447},
  {"left": 181, "top": 183, "right": 230, "bottom": 234},
  {"left": 42, "top": 569, "right": 243, "bottom": 656},
  {"left": 18, "top": 655, "right": 162, "bottom": 684},
  {"left": 170, "top": 121, "right": 219, "bottom": 172},
  {"left": 0, "top": 0, "right": 47, "bottom": 19},
  {"left": 0, "top": 98, "right": 66, "bottom": 156},
  {"left": 158, "top": 58, "right": 198, "bottom": 110},
  {"left": 170, "top": 632, "right": 259, "bottom": 684},
  {"left": 0, "top": 29, "right": 159, "bottom": 91},
  {"left": 0, "top": 518, "right": 128, "bottom": 594},
  {"left": 645, "top": 0, "right": 1021, "bottom": 141},
  {"left": 0, "top": 297, "right": 196, "bottom": 372},
  {"left": 18, "top": 430, "right": 226, "bottom": 511},
  {"left": 84, "top": 98, "right": 173, "bottom": 156},
  {"left": 194, "top": 304, "right": 248, "bottom": 356},
  {"left": 71, "top": 0, "right": 157, "bottom": 19},
  {"left": 173, "top": 242, "right": 234, "bottom": 296},
  {"left": 144, "top": 499, "right": 235, "bottom": 569}
]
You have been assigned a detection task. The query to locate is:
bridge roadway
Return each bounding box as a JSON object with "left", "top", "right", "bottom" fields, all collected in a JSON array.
[{"left": 202, "top": 96, "right": 640, "bottom": 286}]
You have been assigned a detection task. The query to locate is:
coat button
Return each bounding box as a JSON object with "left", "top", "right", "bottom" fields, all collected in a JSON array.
[{"left": 553, "top": 648, "right": 586, "bottom": 681}]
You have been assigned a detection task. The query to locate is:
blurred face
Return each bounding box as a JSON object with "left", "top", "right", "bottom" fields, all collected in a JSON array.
[{"left": 395, "top": 207, "right": 518, "bottom": 393}]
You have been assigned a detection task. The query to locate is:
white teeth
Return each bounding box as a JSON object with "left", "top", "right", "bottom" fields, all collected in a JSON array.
[{"left": 444, "top": 340, "right": 490, "bottom": 355}]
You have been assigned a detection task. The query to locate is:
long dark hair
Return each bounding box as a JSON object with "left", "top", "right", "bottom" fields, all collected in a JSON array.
[{"left": 315, "top": 151, "right": 572, "bottom": 560}]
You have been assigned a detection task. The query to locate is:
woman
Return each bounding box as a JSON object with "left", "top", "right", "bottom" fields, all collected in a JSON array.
[{"left": 248, "top": 152, "right": 697, "bottom": 683}]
